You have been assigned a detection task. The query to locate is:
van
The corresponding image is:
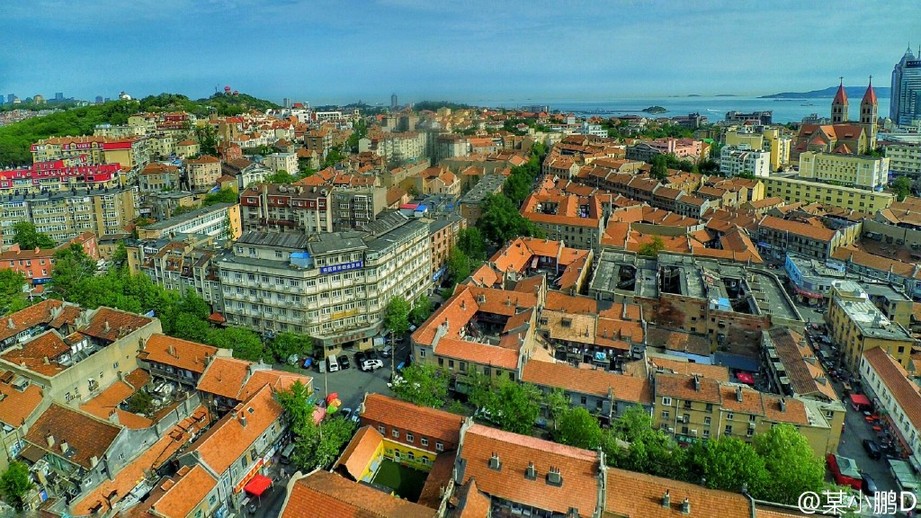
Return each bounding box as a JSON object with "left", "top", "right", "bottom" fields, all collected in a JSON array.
[{"left": 327, "top": 355, "right": 340, "bottom": 372}]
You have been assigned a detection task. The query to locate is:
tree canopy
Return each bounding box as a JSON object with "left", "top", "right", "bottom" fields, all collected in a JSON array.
[
  {"left": 893, "top": 176, "right": 912, "bottom": 202},
  {"left": 0, "top": 270, "right": 29, "bottom": 315},
  {"left": 50, "top": 244, "right": 97, "bottom": 301},
  {"left": 469, "top": 374, "right": 542, "bottom": 435},
  {"left": 0, "top": 461, "right": 33, "bottom": 511},
  {"left": 752, "top": 423, "right": 826, "bottom": 505},
  {"left": 409, "top": 295, "right": 434, "bottom": 326},
  {"left": 391, "top": 363, "right": 449, "bottom": 408},
  {"left": 269, "top": 332, "right": 314, "bottom": 363},
  {"left": 275, "top": 381, "right": 356, "bottom": 471},
  {"left": 383, "top": 296, "right": 411, "bottom": 336},
  {"left": 12, "top": 222, "right": 55, "bottom": 250},
  {"left": 555, "top": 406, "right": 604, "bottom": 450},
  {"left": 203, "top": 188, "right": 238, "bottom": 206},
  {"left": 476, "top": 193, "right": 543, "bottom": 245}
]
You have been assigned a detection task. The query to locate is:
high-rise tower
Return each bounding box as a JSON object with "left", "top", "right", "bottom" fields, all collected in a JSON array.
[
  {"left": 860, "top": 76, "right": 878, "bottom": 148},
  {"left": 831, "top": 78, "right": 848, "bottom": 123},
  {"left": 891, "top": 45, "right": 921, "bottom": 126}
]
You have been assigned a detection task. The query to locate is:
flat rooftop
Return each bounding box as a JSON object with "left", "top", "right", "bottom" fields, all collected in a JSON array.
[
  {"left": 838, "top": 298, "right": 911, "bottom": 340},
  {"left": 144, "top": 203, "right": 234, "bottom": 230}
]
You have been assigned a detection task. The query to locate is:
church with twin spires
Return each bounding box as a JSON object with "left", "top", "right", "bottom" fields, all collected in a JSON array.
[{"left": 792, "top": 78, "right": 879, "bottom": 161}]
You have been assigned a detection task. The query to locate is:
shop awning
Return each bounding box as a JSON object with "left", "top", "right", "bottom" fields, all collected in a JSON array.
[
  {"left": 244, "top": 474, "right": 272, "bottom": 497},
  {"left": 736, "top": 372, "right": 755, "bottom": 385},
  {"left": 850, "top": 394, "right": 871, "bottom": 408}
]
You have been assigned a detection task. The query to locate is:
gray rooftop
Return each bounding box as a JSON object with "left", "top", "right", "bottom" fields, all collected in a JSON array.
[
  {"left": 459, "top": 173, "right": 505, "bottom": 204},
  {"left": 862, "top": 283, "right": 911, "bottom": 302},
  {"left": 144, "top": 203, "right": 235, "bottom": 230},
  {"left": 367, "top": 219, "right": 428, "bottom": 253},
  {"left": 308, "top": 232, "right": 367, "bottom": 255},
  {"left": 237, "top": 230, "right": 312, "bottom": 249}
]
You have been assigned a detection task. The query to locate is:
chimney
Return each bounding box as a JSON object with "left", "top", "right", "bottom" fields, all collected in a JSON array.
[
  {"left": 681, "top": 497, "right": 691, "bottom": 515},
  {"left": 90, "top": 456, "right": 99, "bottom": 468},
  {"left": 488, "top": 453, "right": 501, "bottom": 471},
  {"left": 779, "top": 398, "right": 786, "bottom": 412},
  {"left": 693, "top": 374, "right": 700, "bottom": 392},
  {"left": 46, "top": 434, "right": 55, "bottom": 449},
  {"left": 735, "top": 386, "right": 743, "bottom": 403},
  {"left": 525, "top": 461, "right": 536, "bottom": 480},
  {"left": 7, "top": 318, "right": 13, "bottom": 330},
  {"left": 662, "top": 489, "right": 671, "bottom": 508},
  {"left": 546, "top": 466, "right": 562, "bottom": 487},
  {"left": 240, "top": 413, "right": 247, "bottom": 427},
  {"left": 460, "top": 300, "right": 465, "bottom": 310},
  {"left": 104, "top": 320, "right": 111, "bottom": 332},
  {"left": 60, "top": 441, "right": 69, "bottom": 454}
]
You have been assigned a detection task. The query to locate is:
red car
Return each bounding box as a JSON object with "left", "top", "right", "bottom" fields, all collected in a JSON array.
[{"left": 826, "top": 454, "right": 862, "bottom": 490}]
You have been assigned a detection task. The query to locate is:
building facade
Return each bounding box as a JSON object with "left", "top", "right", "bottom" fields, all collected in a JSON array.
[
  {"left": 720, "top": 146, "right": 771, "bottom": 178},
  {"left": 762, "top": 176, "right": 894, "bottom": 213},
  {"left": 797, "top": 151, "right": 889, "bottom": 190},
  {"left": 0, "top": 188, "right": 137, "bottom": 245}
]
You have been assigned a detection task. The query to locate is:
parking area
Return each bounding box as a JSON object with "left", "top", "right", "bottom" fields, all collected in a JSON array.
[{"left": 837, "top": 400, "right": 900, "bottom": 494}]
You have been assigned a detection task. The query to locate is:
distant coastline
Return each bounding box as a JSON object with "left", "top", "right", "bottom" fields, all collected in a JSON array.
[{"left": 760, "top": 85, "right": 890, "bottom": 99}]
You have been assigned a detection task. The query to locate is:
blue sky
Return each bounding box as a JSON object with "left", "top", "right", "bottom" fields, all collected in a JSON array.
[{"left": 3, "top": 0, "right": 920, "bottom": 105}]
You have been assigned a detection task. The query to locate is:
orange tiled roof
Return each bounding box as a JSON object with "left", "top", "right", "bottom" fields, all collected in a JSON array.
[
  {"left": 0, "top": 330, "right": 69, "bottom": 377},
  {"left": 522, "top": 360, "right": 652, "bottom": 404},
  {"left": 863, "top": 348, "right": 921, "bottom": 430},
  {"left": 458, "top": 423, "right": 602, "bottom": 517},
  {"left": 643, "top": 357, "right": 730, "bottom": 382},
  {"left": 24, "top": 404, "right": 122, "bottom": 469},
  {"left": 195, "top": 357, "right": 251, "bottom": 399},
  {"left": 81, "top": 307, "right": 153, "bottom": 343},
  {"left": 604, "top": 466, "right": 753, "bottom": 518},
  {"left": 0, "top": 370, "right": 44, "bottom": 427},
  {"left": 436, "top": 338, "right": 519, "bottom": 370},
  {"left": 80, "top": 369, "right": 152, "bottom": 429},
  {"left": 361, "top": 393, "right": 464, "bottom": 445},
  {"left": 139, "top": 334, "right": 219, "bottom": 375},
  {"left": 150, "top": 465, "right": 217, "bottom": 518},
  {"left": 333, "top": 425, "right": 383, "bottom": 480},
  {"left": 0, "top": 299, "right": 70, "bottom": 344},
  {"left": 654, "top": 373, "right": 722, "bottom": 404},
  {"left": 281, "top": 470, "right": 437, "bottom": 518}
]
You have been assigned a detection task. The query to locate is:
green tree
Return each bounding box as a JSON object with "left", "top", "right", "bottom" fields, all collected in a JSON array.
[
  {"left": 409, "top": 295, "right": 433, "bottom": 326},
  {"left": 447, "top": 248, "right": 474, "bottom": 285},
  {"left": 456, "top": 227, "right": 487, "bottom": 261},
  {"left": 607, "top": 405, "right": 688, "bottom": 479},
  {"left": 544, "top": 388, "right": 570, "bottom": 432},
  {"left": 469, "top": 375, "right": 541, "bottom": 435},
  {"left": 276, "top": 380, "right": 314, "bottom": 429},
  {"left": 0, "top": 462, "right": 33, "bottom": 511},
  {"left": 502, "top": 168, "right": 532, "bottom": 206},
  {"left": 687, "top": 436, "right": 767, "bottom": 494},
  {"left": 208, "top": 327, "right": 265, "bottom": 361},
  {"left": 609, "top": 405, "right": 654, "bottom": 442},
  {"left": 477, "top": 193, "right": 543, "bottom": 245},
  {"left": 124, "top": 390, "right": 154, "bottom": 415},
  {"left": 289, "top": 416, "right": 357, "bottom": 471},
  {"left": 264, "top": 170, "right": 297, "bottom": 184},
  {"left": 50, "top": 244, "right": 97, "bottom": 301},
  {"left": 203, "top": 188, "right": 238, "bottom": 206},
  {"left": 391, "top": 363, "right": 449, "bottom": 408},
  {"left": 556, "top": 407, "right": 604, "bottom": 450},
  {"left": 0, "top": 270, "right": 29, "bottom": 315},
  {"left": 171, "top": 312, "right": 211, "bottom": 342},
  {"left": 650, "top": 154, "right": 668, "bottom": 180},
  {"left": 893, "top": 176, "right": 912, "bottom": 202},
  {"left": 383, "top": 296, "right": 411, "bottom": 336},
  {"left": 752, "top": 423, "right": 825, "bottom": 505},
  {"left": 269, "top": 332, "right": 313, "bottom": 363},
  {"left": 194, "top": 124, "right": 219, "bottom": 156},
  {"left": 12, "top": 222, "right": 55, "bottom": 249},
  {"left": 638, "top": 236, "right": 665, "bottom": 258}
]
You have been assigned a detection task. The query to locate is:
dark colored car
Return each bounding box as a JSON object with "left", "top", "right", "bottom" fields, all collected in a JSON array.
[
  {"left": 338, "top": 354, "right": 351, "bottom": 370},
  {"left": 861, "top": 473, "right": 878, "bottom": 496},
  {"left": 365, "top": 349, "right": 379, "bottom": 361},
  {"left": 355, "top": 351, "right": 367, "bottom": 364},
  {"left": 863, "top": 439, "right": 881, "bottom": 460}
]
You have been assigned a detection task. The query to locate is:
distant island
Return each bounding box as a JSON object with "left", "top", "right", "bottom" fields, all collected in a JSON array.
[
  {"left": 760, "top": 85, "right": 890, "bottom": 99},
  {"left": 642, "top": 105, "right": 667, "bottom": 114}
]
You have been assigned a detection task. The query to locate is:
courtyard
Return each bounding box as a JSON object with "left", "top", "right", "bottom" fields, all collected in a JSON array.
[{"left": 370, "top": 459, "right": 428, "bottom": 502}]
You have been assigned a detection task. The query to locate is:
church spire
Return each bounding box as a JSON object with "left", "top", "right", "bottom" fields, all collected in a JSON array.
[
  {"left": 832, "top": 77, "right": 848, "bottom": 123},
  {"left": 862, "top": 75, "right": 878, "bottom": 105}
]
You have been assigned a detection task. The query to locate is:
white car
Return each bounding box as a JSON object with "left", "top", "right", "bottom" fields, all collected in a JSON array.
[{"left": 361, "top": 359, "right": 384, "bottom": 372}]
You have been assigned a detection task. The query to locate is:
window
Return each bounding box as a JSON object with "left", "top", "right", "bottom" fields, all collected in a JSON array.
[
  {"left": 406, "top": 433, "right": 414, "bottom": 443},
  {"left": 683, "top": 400, "right": 692, "bottom": 409},
  {"left": 727, "top": 412, "right": 734, "bottom": 421},
  {"left": 661, "top": 410, "right": 670, "bottom": 419},
  {"left": 378, "top": 425, "right": 386, "bottom": 434},
  {"left": 580, "top": 396, "right": 587, "bottom": 405},
  {"left": 725, "top": 425, "right": 733, "bottom": 435},
  {"left": 749, "top": 414, "right": 756, "bottom": 423},
  {"left": 661, "top": 397, "right": 672, "bottom": 406},
  {"left": 436, "top": 442, "right": 444, "bottom": 452},
  {"left": 407, "top": 451, "right": 415, "bottom": 461},
  {"left": 421, "top": 438, "right": 429, "bottom": 447},
  {"left": 392, "top": 429, "right": 400, "bottom": 439},
  {"left": 704, "top": 416, "right": 711, "bottom": 425}
]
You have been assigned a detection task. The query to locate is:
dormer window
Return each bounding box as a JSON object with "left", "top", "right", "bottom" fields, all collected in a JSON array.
[{"left": 546, "top": 467, "right": 562, "bottom": 487}]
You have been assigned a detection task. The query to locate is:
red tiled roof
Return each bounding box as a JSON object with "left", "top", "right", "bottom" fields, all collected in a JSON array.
[
  {"left": 458, "top": 424, "right": 602, "bottom": 517},
  {"left": 150, "top": 465, "right": 217, "bottom": 518},
  {"left": 864, "top": 348, "right": 921, "bottom": 430},
  {"left": 81, "top": 307, "right": 153, "bottom": 343},
  {"left": 522, "top": 360, "right": 652, "bottom": 404},
  {"left": 0, "top": 369, "right": 44, "bottom": 428},
  {"left": 281, "top": 470, "right": 437, "bottom": 518},
  {"left": 605, "top": 466, "right": 753, "bottom": 518},
  {"left": 0, "top": 299, "right": 69, "bottom": 343},
  {"left": 138, "top": 334, "right": 219, "bottom": 375},
  {"left": 24, "top": 404, "right": 122, "bottom": 469},
  {"left": 360, "top": 393, "right": 464, "bottom": 445},
  {"left": 333, "top": 426, "right": 383, "bottom": 480}
]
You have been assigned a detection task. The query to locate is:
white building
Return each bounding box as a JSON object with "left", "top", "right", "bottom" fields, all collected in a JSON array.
[
  {"left": 263, "top": 152, "right": 298, "bottom": 174},
  {"left": 859, "top": 347, "right": 921, "bottom": 477},
  {"left": 797, "top": 151, "right": 889, "bottom": 190},
  {"left": 217, "top": 212, "right": 430, "bottom": 356},
  {"left": 376, "top": 132, "right": 425, "bottom": 163},
  {"left": 720, "top": 145, "right": 771, "bottom": 178},
  {"left": 580, "top": 121, "right": 608, "bottom": 138},
  {"left": 884, "top": 142, "right": 921, "bottom": 176}
]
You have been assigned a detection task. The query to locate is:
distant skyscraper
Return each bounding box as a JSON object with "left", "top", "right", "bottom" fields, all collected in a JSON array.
[
  {"left": 54, "top": 92, "right": 64, "bottom": 101},
  {"left": 283, "top": 97, "right": 291, "bottom": 108},
  {"left": 96, "top": 96, "right": 104, "bottom": 104},
  {"left": 391, "top": 93, "right": 398, "bottom": 110},
  {"left": 891, "top": 45, "right": 921, "bottom": 126},
  {"left": 6, "top": 94, "right": 13, "bottom": 104}
]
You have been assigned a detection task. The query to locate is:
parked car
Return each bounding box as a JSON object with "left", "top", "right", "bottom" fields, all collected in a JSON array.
[
  {"left": 327, "top": 355, "right": 340, "bottom": 373},
  {"left": 341, "top": 407, "right": 354, "bottom": 420},
  {"left": 381, "top": 345, "right": 393, "bottom": 358},
  {"left": 863, "top": 439, "right": 882, "bottom": 460},
  {"left": 861, "top": 473, "right": 878, "bottom": 496},
  {"left": 365, "top": 349, "right": 379, "bottom": 361},
  {"left": 355, "top": 351, "right": 367, "bottom": 364},
  {"left": 338, "top": 354, "right": 351, "bottom": 370},
  {"left": 286, "top": 354, "right": 300, "bottom": 365},
  {"left": 361, "top": 359, "right": 384, "bottom": 372}
]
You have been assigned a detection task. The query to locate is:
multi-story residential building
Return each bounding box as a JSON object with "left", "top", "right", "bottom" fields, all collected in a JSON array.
[
  {"left": 137, "top": 333, "right": 228, "bottom": 389},
  {"left": 891, "top": 46, "right": 921, "bottom": 126},
  {"left": 724, "top": 126, "right": 791, "bottom": 172},
  {"left": 305, "top": 126, "right": 333, "bottom": 158},
  {"left": 0, "top": 159, "right": 123, "bottom": 194},
  {"left": 0, "top": 187, "right": 137, "bottom": 245},
  {"left": 763, "top": 175, "right": 893, "bottom": 213},
  {"left": 720, "top": 146, "right": 771, "bottom": 178},
  {"left": 129, "top": 238, "right": 225, "bottom": 310},
  {"left": 626, "top": 138, "right": 704, "bottom": 162},
  {"left": 373, "top": 132, "right": 426, "bottom": 163},
  {"left": 138, "top": 162, "right": 180, "bottom": 192},
  {"left": 184, "top": 155, "right": 223, "bottom": 191},
  {"left": 177, "top": 384, "right": 285, "bottom": 516},
  {"left": 753, "top": 215, "right": 858, "bottom": 261},
  {"left": 830, "top": 245, "right": 921, "bottom": 300},
  {"left": 784, "top": 253, "right": 847, "bottom": 305},
  {"left": 826, "top": 280, "right": 915, "bottom": 372},
  {"left": 434, "top": 134, "right": 470, "bottom": 161},
  {"left": 417, "top": 167, "right": 461, "bottom": 197},
  {"left": 458, "top": 173, "right": 505, "bottom": 226},
  {"left": 175, "top": 139, "right": 200, "bottom": 159},
  {"left": 0, "top": 232, "right": 97, "bottom": 285},
  {"left": 725, "top": 111, "right": 773, "bottom": 125},
  {"left": 884, "top": 142, "right": 921, "bottom": 176},
  {"left": 239, "top": 184, "right": 333, "bottom": 234},
  {"left": 471, "top": 237, "right": 593, "bottom": 295},
  {"left": 331, "top": 186, "right": 388, "bottom": 231},
  {"left": 136, "top": 202, "right": 241, "bottom": 241},
  {"left": 30, "top": 136, "right": 149, "bottom": 173},
  {"left": 863, "top": 283, "right": 913, "bottom": 328},
  {"left": 797, "top": 151, "right": 889, "bottom": 190},
  {"left": 653, "top": 372, "right": 840, "bottom": 456},
  {"left": 218, "top": 212, "right": 430, "bottom": 355},
  {"left": 428, "top": 214, "right": 465, "bottom": 283},
  {"left": 263, "top": 152, "right": 298, "bottom": 174},
  {"left": 520, "top": 192, "right": 606, "bottom": 251},
  {"left": 860, "top": 348, "right": 921, "bottom": 474}
]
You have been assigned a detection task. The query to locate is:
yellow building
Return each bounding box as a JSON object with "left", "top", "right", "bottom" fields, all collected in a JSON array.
[
  {"left": 653, "top": 373, "right": 841, "bottom": 457},
  {"left": 724, "top": 127, "right": 791, "bottom": 172},
  {"left": 798, "top": 151, "right": 890, "bottom": 190},
  {"left": 763, "top": 175, "right": 893, "bottom": 212},
  {"left": 826, "top": 281, "right": 915, "bottom": 373}
]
